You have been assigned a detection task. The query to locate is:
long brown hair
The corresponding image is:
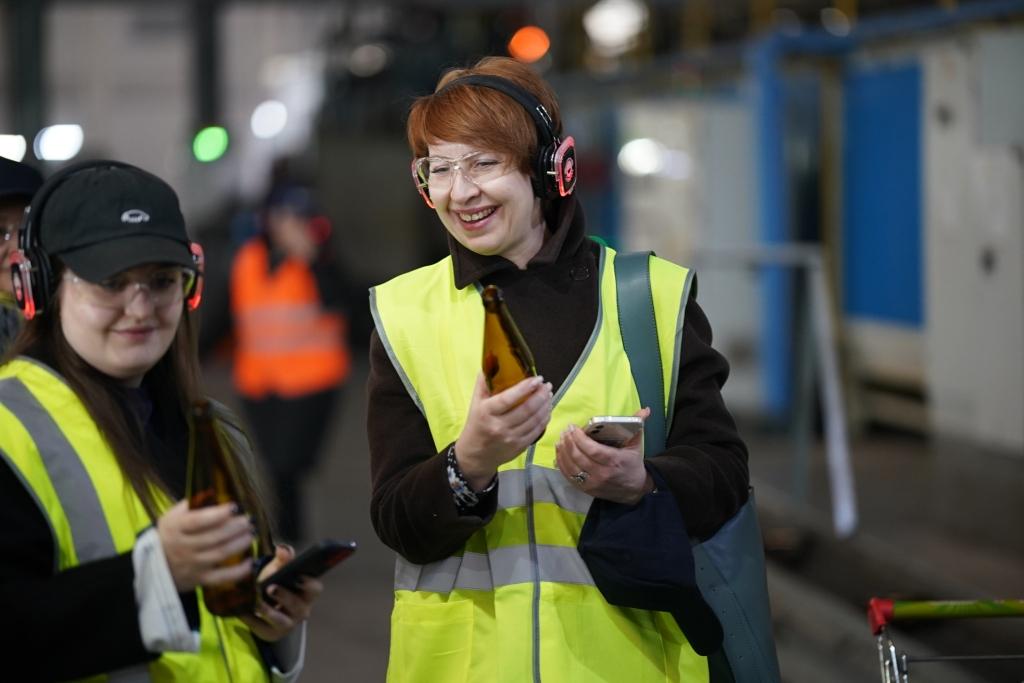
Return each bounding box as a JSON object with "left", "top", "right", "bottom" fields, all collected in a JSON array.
[{"left": 2, "top": 261, "right": 274, "bottom": 537}]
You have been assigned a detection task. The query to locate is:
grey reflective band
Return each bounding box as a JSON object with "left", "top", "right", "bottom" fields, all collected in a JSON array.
[
  {"left": 499, "top": 544, "right": 593, "bottom": 586},
  {"left": 237, "top": 335, "right": 341, "bottom": 354},
  {"left": 528, "top": 246, "right": 608, "bottom": 683},
  {"left": 395, "top": 544, "right": 593, "bottom": 593},
  {"left": 550, "top": 247, "right": 607, "bottom": 408},
  {"left": 236, "top": 303, "right": 321, "bottom": 323},
  {"left": 665, "top": 268, "right": 694, "bottom": 438},
  {"left": 0, "top": 377, "right": 117, "bottom": 564},
  {"left": 497, "top": 467, "right": 592, "bottom": 515},
  {"left": 395, "top": 552, "right": 493, "bottom": 593},
  {"left": 369, "top": 287, "right": 426, "bottom": 417}
]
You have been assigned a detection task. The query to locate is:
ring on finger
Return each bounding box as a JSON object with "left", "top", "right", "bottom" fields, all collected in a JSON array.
[{"left": 571, "top": 470, "right": 589, "bottom": 485}]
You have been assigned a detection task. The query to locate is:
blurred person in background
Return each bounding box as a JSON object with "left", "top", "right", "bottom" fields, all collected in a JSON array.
[
  {"left": 0, "top": 160, "right": 321, "bottom": 680},
  {"left": 0, "top": 157, "right": 44, "bottom": 352},
  {"left": 229, "top": 182, "right": 351, "bottom": 544},
  {"left": 367, "top": 57, "right": 749, "bottom": 682}
]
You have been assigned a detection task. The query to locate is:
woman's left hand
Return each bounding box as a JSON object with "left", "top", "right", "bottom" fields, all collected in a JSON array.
[
  {"left": 240, "top": 544, "right": 324, "bottom": 642},
  {"left": 555, "top": 407, "right": 654, "bottom": 505}
]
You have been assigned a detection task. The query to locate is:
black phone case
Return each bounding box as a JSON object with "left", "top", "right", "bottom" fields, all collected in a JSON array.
[{"left": 260, "top": 539, "right": 356, "bottom": 600}]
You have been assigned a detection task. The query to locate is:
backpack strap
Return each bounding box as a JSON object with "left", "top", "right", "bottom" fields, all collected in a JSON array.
[{"left": 613, "top": 250, "right": 665, "bottom": 455}]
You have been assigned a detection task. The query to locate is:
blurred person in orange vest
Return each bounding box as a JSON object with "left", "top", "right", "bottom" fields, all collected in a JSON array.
[
  {"left": 230, "top": 183, "right": 351, "bottom": 543},
  {"left": 1, "top": 157, "right": 44, "bottom": 353}
]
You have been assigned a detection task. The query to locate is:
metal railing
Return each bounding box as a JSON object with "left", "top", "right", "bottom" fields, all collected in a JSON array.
[{"left": 692, "top": 243, "right": 857, "bottom": 538}]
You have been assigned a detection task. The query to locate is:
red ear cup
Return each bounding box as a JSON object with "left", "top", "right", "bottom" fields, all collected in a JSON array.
[
  {"left": 186, "top": 242, "right": 205, "bottom": 311},
  {"left": 551, "top": 136, "right": 577, "bottom": 198},
  {"left": 309, "top": 215, "right": 332, "bottom": 244},
  {"left": 9, "top": 251, "right": 38, "bottom": 320}
]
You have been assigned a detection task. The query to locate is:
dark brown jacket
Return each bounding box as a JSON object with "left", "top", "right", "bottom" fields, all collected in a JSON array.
[{"left": 367, "top": 197, "right": 749, "bottom": 565}]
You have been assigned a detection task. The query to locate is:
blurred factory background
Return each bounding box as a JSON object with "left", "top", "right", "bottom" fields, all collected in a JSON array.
[{"left": 2, "top": 0, "right": 1022, "bottom": 681}]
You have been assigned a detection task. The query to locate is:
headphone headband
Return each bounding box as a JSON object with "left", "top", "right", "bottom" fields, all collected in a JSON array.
[{"left": 442, "top": 75, "right": 559, "bottom": 149}]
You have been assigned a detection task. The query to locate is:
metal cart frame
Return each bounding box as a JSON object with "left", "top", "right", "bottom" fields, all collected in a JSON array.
[{"left": 867, "top": 598, "right": 1024, "bottom": 682}]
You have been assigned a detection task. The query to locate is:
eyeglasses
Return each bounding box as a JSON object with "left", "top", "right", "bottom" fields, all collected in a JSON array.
[
  {"left": 64, "top": 267, "right": 197, "bottom": 310},
  {"left": 411, "top": 151, "right": 513, "bottom": 194}
]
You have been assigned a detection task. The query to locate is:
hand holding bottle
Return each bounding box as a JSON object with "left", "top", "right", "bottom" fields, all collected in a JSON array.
[
  {"left": 157, "top": 500, "right": 255, "bottom": 593},
  {"left": 481, "top": 285, "right": 536, "bottom": 394},
  {"left": 454, "top": 372, "right": 553, "bottom": 489},
  {"left": 185, "top": 400, "right": 261, "bottom": 615}
]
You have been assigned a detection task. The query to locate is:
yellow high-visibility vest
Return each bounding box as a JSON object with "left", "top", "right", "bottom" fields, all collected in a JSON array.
[
  {"left": 371, "top": 245, "right": 706, "bottom": 683},
  {"left": 0, "top": 358, "right": 269, "bottom": 683}
]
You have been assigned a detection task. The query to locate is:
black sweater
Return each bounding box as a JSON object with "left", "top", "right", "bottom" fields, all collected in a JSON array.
[{"left": 367, "top": 197, "right": 749, "bottom": 566}]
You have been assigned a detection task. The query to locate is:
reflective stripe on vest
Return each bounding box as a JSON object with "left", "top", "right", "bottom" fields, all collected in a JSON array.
[
  {"left": 372, "top": 246, "right": 706, "bottom": 683},
  {"left": 230, "top": 239, "right": 349, "bottom": 398},
  {"left": 0, "top": 359, "right": 268, "bottom": 683},
  {"left": 396, "top": 543, "right": 595, "bottom": 593},
  {"left": 0, "top": 376, "right": 114, "bottom": 566}
]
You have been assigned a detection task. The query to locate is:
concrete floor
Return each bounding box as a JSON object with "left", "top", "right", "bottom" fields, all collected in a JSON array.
[{"left": 205, "top": 359, "right": 1024, "bottom": 682}]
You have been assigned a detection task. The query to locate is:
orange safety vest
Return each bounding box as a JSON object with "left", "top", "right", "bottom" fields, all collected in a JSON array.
[{"left": 230, "top": 239, "right": 349, "bottom": 398}]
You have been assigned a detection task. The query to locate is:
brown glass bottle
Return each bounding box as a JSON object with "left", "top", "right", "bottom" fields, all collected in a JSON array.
[
  {"left": 481, "top": 284, "right": 537, "bottom": 394},
  {"left": 186, "top": 399, "right": 256, "bottom": 617}
]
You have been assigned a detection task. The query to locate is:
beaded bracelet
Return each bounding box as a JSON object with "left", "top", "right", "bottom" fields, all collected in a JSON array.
[{"left": 446, "top": 444, "right": 497, "bottom": 509}]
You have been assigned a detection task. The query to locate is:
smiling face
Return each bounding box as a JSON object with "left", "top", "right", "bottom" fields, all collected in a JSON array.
[
  {"left": 58, "top": 264, "right": 184, "bottom": 386},
  {"left": 427, "top": 140, "right": 546, "bottom": 269}
]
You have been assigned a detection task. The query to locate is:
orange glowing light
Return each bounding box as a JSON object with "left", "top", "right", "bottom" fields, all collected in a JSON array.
[{"left": 508, "top": 26, "right": 550, "bottom": 63}]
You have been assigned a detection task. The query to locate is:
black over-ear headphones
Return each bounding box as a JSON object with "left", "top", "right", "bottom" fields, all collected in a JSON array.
[
  {"left": 10, "top": 159, "right": 205, "bottom": 320},
  {"left": 428, "top": 74, "right": 577, "bottom": 202}
]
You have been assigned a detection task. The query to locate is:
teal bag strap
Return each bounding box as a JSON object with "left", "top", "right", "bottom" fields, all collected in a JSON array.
[
  {"left": 612, "top": 247, "right": 782, "bottom": 683},
  {"left": 612, "top": 250, "right": 664, "bottom": 457}
]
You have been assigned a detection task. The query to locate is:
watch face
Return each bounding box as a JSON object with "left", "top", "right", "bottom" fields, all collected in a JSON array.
[{"left": 447, "top": 463, "right": 466, "bottom": 491}]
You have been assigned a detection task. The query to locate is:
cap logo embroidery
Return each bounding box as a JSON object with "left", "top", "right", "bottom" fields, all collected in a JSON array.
[{"left": 121, "top": 209, "right": 150, "bottom": 224}]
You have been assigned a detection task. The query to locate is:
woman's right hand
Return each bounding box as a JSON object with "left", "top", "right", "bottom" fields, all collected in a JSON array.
[
  {"left": 454, "top": 373, "right": 553, "bottom": 489},
  {"left": 157, "top": 500, "right": 256, "bottom": 593}
]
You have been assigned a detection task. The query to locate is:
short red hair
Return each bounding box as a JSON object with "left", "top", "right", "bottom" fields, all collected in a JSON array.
[{"left": 406, "top": 56, "right": 563, "bottom": 178}]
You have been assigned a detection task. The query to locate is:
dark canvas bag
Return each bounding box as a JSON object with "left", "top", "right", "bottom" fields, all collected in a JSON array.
[{"left": 580, "top": 249, "right": 782, "bottom": 683}]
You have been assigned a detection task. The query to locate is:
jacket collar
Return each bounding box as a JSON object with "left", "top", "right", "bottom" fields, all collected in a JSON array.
[{"left": 449, "top": 197, "right": 585, "bottom": 289}]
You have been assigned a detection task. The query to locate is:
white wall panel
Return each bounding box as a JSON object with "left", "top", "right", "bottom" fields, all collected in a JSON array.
[
  {"left": 617, "top": 99, "right": 762, "bottom": 413},
  {"left": 49, "top": 5, "right": 190, "bottom": 193},
  {"left": 47, "top": 4, "right": 340, "bottom": 223},
  {"left": 924, "top": 36, "right": 1024, "bottom": 453}
]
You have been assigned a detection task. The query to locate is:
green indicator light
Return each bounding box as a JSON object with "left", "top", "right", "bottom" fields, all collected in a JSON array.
[{"left": 193, "top": 126, "right": 229, "bottom": 162}]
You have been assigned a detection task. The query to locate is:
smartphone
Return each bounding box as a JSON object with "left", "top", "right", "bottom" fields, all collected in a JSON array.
[
  {"left": 260, "top": 538, "right": 356, "bottom": 601},
  {"left": 583, "top": 416, "right": 644, "bottom": 448}
]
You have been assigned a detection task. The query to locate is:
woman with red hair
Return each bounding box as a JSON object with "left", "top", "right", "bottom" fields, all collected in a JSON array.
[{"left": 368, "top": 57, "right": 750, "bottom": 682}]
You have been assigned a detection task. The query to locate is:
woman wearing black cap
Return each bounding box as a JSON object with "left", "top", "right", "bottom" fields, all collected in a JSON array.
[{"left": 0, "top": 160, "right": 320, "bottom": 681}]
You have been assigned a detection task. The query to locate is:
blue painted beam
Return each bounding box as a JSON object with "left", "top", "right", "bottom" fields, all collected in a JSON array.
[
  {"left": 748, "top": 35, "right": 794, "bottom": 420},
  {"left": 777, "top": 0, "right": 1024, "bottom": 54}
]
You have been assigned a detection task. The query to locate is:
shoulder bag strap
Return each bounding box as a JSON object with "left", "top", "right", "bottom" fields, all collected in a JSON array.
[
  {"left": 613, "top": 250, "right": 665, "bottom": 456},
  {"left": 612, "top": 247, "right": 781, "bottom": 683}
]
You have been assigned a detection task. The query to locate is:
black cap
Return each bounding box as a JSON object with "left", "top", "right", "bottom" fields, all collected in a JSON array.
[
  {"left": 38, "top": 162, "right": 193, "bottom": 282},
  {"left": 577, "top": 466, "right": 724, "bottom": 655},
  {"left": 0, "top": 157, "right": 43, "bottom": 202}
]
